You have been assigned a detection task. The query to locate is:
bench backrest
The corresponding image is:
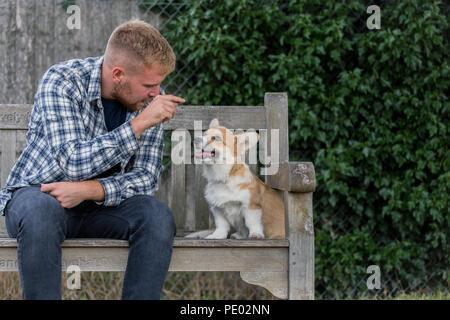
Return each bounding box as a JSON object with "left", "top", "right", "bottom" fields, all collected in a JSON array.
[{"left": 0, "top": 93, "right": 288, "bottom": 234}]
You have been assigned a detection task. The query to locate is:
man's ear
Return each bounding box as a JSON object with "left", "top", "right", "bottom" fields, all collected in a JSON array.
[
  {"left": 111, "top": 66, "right": 125, "bottom": 83},
  {"left": 209, "top": 118, "right": 220, "bottom": 128},
  {"left": 235, "top": 132, "right": 259, "bottom": 153}
]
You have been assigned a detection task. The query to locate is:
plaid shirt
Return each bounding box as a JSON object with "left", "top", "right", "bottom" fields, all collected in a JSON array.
[{"left": 0, "top": 56, "right": 165, "bottom": 215}]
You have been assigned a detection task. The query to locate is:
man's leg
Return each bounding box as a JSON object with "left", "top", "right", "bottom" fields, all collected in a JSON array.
[
  {"left": 4, "top": 186, "right": 68, "bottom": 300},
  {"left": 77, "top": 195, "right": 176, "bottom": 300}
]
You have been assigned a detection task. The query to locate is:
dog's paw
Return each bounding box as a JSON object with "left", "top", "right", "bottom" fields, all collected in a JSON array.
[
  {"left": 205, "top": 231, "right": 228, "bottom": 239},
  {"left": 230, "top": 232, "right": 245, "bottom": 240},
  {"left": 249, "top": 232, "right": 265, "bottom": 239}
]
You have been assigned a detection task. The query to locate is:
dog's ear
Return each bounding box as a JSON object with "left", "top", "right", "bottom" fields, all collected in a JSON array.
[
  {"left": 235, "top": 131, "right": 259, "bottom": 153},
  {"left": 209, "top": 118, "right": 220, "bottom": 128}
]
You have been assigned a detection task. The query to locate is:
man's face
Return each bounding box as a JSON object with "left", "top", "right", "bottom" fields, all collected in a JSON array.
[{"left": 111, "top": 64, "right": 166, "bottom": 111}]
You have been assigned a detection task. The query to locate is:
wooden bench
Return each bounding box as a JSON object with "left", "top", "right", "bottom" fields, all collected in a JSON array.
[{"left": 0, "top": 92, "right": 315, "bottom": 299}]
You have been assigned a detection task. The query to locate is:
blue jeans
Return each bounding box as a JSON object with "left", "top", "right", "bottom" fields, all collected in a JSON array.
[{"left": 4, "top": 186, "right": 176, "bottom": 300}]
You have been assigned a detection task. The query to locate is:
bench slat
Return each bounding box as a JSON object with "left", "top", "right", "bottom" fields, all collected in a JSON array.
[
  {"left": 0, "top": 130, "right": 16, "bottom": 187},
  {"left": 165, "top": 105, "right": 266, "bottom": 130},
  {"left": 170, "top": 130, "right": 189, "bottom": 229},
  {"left": 0, "top": 245, "right": 288, "bottom": 277},
  {"left": 0, "top": 105, "right": 266, "bottom": 130},
  {"left": 0, "top": 105, "right": 32, "bottom": 130},
  {"left": 0, "top": 238, "right": 289, "bottom": 248}
]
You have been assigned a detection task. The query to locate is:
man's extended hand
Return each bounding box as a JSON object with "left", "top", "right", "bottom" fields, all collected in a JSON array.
[
  {"left": 41, "top": 180, "right": 105, "bottom": 209},
  {"left": 144, "top": 94, "right": 185, "bottom": 127},
  {"left": 130, "top": 94, "right": 185, "bottom": 139}
]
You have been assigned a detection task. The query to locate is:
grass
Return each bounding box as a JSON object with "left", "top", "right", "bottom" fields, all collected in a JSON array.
[
  {"left": 384, "top": 292, "right": 449, "bottom": 300},
  {"left": 0, "top": 271, "right": 273, "bottom": 300},
  {"left": 0, "top": 271, "right": 447, "bottom": 300},
  {"left": 357, "top": 291, "right": 450, "bottom": 300}
]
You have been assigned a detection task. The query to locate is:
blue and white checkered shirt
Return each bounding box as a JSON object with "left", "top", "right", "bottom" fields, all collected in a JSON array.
[{"left": 0, "top": 56, "right": 165, "bottom": 215}]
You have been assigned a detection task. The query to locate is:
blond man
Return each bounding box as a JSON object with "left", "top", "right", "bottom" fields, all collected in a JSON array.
[{"left": 0, "top": 20, "right": 184, "bottom": 300}]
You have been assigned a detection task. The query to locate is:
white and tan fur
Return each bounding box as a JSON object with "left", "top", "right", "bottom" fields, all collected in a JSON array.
[{"left": 185, "top": 119, "right": 285, "bottom": 239}]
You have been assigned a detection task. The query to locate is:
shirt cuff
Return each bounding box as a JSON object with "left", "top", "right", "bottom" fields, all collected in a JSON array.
[{"left": 95, "top": 177, "right": 122, "bottom": 206}]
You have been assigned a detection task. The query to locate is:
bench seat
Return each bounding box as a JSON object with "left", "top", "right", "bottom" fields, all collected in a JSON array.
[{"left": 0, "top": 237, "right": 290, "bottom": 299}]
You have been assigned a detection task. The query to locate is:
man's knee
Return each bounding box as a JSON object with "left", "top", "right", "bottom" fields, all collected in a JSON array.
[
  {"left": 6, "top": 186, "right": 66, "bottom": 240},
  {"left": 131, "top": 196, "right": 176, "bottom": 241}
]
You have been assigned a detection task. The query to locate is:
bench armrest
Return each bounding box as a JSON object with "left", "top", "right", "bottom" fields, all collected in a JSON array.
[{"left": 266, "top": 162, "right": 316, "bottom": 193}]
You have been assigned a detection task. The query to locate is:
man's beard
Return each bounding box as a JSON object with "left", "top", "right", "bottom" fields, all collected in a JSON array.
[{"left": 110, "top": 80, "right": 147, "bottom": 112}]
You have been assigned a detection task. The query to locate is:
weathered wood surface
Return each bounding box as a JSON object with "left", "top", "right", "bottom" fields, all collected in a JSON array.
[
  {"left": 0, "top": 105, "right": 31, "bottom": 129},
  {"left": 0, "top": 238, "right": 289, "bottom": 248},
  {"left": 241, "top": 271, "right": 288, "bottom": 300},
  {"left": 0, "top": 238, "right": 289, "bottom": 283},
  {"left": 285, "top": 192, "right": 314, "bottom": 300},
  {"left": 261, "top": 92, "right": 289, "bottom": 180},
  {"left": 0, "top": 104, "right": 266, "bottom": 130},
  {"left": 170, "top": 130, "right": 189, "bottom": 229},
  {"left": 267, "top": 162, "right": 316, "bottom": 193},
  {"left": 0, "top": 246, "right": 288, "bottom": 272},
  {"left": 0, "top": 130, "right": 16, "bottom": 188},
  {"left": 165, "top": 105, "right": 266, "bottom": 130}
]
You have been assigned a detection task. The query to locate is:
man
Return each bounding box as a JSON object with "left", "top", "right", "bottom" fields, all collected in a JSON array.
[{"left": 0, "top": 20, "right": 185, "bottom": 299}]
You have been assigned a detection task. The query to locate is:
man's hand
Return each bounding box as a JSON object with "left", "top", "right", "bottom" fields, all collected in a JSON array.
[
  {"left": 131, "top": 94, "right": 185, "bottom": 139},
  {"left": 41, "top": 180, "right": 105, "bottom": 209}
]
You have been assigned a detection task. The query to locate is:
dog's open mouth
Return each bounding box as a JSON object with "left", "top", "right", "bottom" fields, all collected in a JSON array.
[{"left": 194, "top": 150, "right": 216, "bottom": 159}]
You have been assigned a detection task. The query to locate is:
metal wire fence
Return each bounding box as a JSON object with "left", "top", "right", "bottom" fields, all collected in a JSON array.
[{"left": 136, "top": 0, "right": 217, "bottom": 97}]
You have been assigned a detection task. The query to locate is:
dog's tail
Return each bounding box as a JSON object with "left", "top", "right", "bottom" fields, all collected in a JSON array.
[{"left": 184, "top": 228, "right": 215, "bottom": 239}]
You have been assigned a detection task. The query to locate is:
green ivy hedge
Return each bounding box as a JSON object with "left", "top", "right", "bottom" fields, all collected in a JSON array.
[{"left": 164, "top": 0, "right": 449, "bottom": 298}]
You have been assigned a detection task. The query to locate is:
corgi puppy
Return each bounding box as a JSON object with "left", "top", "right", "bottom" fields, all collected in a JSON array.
[{"left": 185, "top": 118, "right": 285, "bottom": 239}]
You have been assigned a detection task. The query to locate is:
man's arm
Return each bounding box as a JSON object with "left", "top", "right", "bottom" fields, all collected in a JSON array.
[
  {"left": 41, "top": 121, "right": 163, "bottom": 208},
  {"left": 93, "top": 122, "right": 164, "bottom": 206},
  {"left": 84, "top": 180, "right": 106, "bottom": 201},
  {"left": 41, "top": 180, "right": 105, "bottom": 208}
]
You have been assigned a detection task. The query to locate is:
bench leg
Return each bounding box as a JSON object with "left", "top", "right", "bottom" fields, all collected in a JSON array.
[
  {"left": 286, "top": 192, "right": 315, "bottom": 300},
  {"left": 240, "top": 271, "right": 288, "bottom": 299}
]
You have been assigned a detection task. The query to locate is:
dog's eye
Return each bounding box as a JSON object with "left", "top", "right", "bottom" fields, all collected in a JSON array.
[{"left": 213, "top": 135, "right": 222, "bottom": 142}]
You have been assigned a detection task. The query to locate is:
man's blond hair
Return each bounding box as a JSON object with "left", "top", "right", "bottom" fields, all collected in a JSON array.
[{"left": 104, "top": 19, "right": 175, "bottom": 75}]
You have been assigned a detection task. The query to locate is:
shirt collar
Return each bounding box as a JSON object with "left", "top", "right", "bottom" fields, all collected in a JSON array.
[{"left": 87, "top": 56, "right": 104, "bottom": 103}]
